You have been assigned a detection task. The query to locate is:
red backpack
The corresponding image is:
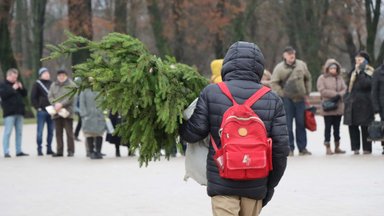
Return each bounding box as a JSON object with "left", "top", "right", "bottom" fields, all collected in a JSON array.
[{"left": 211, "top": 82, "right": 273, "bottom": 180}]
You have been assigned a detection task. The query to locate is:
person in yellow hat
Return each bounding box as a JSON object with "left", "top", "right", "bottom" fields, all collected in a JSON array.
[{"left": 210, "top": 59, "right": 224, "bottom": 83}]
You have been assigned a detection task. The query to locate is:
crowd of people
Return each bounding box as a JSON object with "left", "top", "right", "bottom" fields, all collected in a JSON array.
[
  {"left": 0, "top": 67, "right": 132, "bottom": 159},
  {"left": 1, "top": 42, "right": 384, "bottom": 216},
  {"left": 211, "top": 47, "right": 384, "bottom": 157}
]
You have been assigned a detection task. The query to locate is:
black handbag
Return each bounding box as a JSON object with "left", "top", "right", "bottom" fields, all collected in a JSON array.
[
  {"left": 368, "top": 121, "right": 384, "bottom": 141},
  {"left": 322, "top": 95, "right": 340, "bottom": 112}
]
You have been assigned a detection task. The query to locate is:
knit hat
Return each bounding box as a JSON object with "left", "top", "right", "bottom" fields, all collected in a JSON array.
[
  {"left": 356, "top": 51, "right": 370, "bottom": 63},
  {"left": 328, "top": 63, "right": 338, "bottom": 69},
  {"left": 38, "top": 67, "right": 48, "bottom": 76}
]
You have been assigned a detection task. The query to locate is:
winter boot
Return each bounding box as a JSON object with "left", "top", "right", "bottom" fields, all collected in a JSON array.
[
  {"left": 334, "top": 141, "right": 346, "bottom": 154},
  {"left": 324, "top": 142, "right": 333, "bottom": 155},
  {"left": 115, "top": 144, "right": 121, "bottom": 157},
  {"left": 87, "top": 137, "right": 97, "bottom": 159},
  {"left": 91, "top": 137, "right": 103, "bottom": 159}
]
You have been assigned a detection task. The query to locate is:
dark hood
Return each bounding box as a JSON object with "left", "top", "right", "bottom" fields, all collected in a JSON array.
[{"left": 221, "top": 41, "right": 265, "bottom": 82}]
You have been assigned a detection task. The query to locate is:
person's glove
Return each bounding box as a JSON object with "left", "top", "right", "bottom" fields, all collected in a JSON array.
[{"left": 262, "top": 189, "right": 274, "bottom": 207}]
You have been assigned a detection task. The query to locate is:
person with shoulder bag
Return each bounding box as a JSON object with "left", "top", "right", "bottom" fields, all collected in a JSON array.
[
  {"left": 317, "top": 59, "right": 347, "bottom": 155},
  {"left": 270, "top": 46, "right": 312, "bottom": 156},
  {"left": 343, "top": 51, "right": 375, "bottom": 155},
  {"left": 180, "top": 41, "right": 289, "bottom": 216}
]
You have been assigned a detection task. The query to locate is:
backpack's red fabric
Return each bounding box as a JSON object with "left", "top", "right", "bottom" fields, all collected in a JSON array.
[{"left": 211, "top": 82, "right": 272, "bottom": 180}]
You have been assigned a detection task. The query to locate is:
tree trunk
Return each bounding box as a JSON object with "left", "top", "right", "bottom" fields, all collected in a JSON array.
[
  {"left": 114, "top": 0, "right": 128, "bottom": 33},
  {"left": 31, "top": 0, "right": 47, "bottom": 80},
  {"left": 0, "top": 0, "right": 18, "bottom": 78},
  {"left": 68, "top": 0, "right": 93, "bottom": 66},
  {"left": 365, "top": 0, "right": 382, "bottom": 67},
  {"left": 172, "top": 0, "right": 185, "bottom": 61},
  {"left": 146, "top": 0, "right": 170, "bottom": 57}
]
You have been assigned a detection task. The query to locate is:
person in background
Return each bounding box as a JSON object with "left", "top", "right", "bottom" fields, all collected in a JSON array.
[
  {"left": 317, "top": 59, "right": 347, "bottom": 155},
  {"left": 48, "top": 69, "right": 76, "bottom": 157},
  {"left": 210, "top": 59, "right": 224, "bottom": 83},
  {"left": 344, "top": 51, "right": 375, "bottom": 155},
  {"left": 270, "top": 46, "right": 312, "bottom": 156},
  {"left": 180, "top": 41, "right": 289, "bottom": 216},
  {"left": 371, "top": 60, "right": 384, "bottom": 155},
  {"left": 261, "top": 69, "right": 272, "bottom": 87},
  {"left": 30, "top": 67, "right": 55, "bottom": 156},
  {"left": 0, "top": 68, "right": 29, "bottom": 158},
  {"left": 106, "top": 112, "right": 133, "bottom": 157},
  {"left": 79, "top": 88, "right": 106, "bottom": 159},
  {"left": 73, "top": 95, "right": 82, "bottom": 142}
]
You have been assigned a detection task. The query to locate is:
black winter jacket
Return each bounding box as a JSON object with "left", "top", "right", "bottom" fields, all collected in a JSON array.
[
  {"left": 30, "top": 79, "right": 52, "bottom": 111},
  {"left": 343, "top": 66, "right": 375, "bottom": 126},
  {"left": 180, "top": 42, "right": 289, "bottom": 206},
  {"left": 0, "top": 80, "right": 27, "bottom": 117},
  {"left": 372, "top": 65, "right": 384, "bottom": 119}
]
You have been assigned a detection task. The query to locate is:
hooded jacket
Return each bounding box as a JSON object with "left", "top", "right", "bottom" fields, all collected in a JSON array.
[
  {"left": 180, "top": 41, "right": 289, "bottom": 206},
  {"left": 316, "top": 59, "right": 347, "bottom": 116}
]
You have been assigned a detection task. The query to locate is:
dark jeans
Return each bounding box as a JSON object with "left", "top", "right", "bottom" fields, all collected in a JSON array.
[
  {"left": 283, "top": 97, "right": 307, "bottom": 152},
  {"left": 36, "top": 110, "right": 54, "bottom": 152},
  {"left": 54, "top": 117, "right": 75, "bottom": 154},
  {"left": 348, "top": 125, "right": 371, "bottom": 152},
  {"left": 323, "top": 115, "right": 342, "bottom": 143}
]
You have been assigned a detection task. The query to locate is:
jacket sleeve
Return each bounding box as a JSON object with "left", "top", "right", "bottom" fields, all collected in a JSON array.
[
  {"left": 0, "top": 83, "right": 16, "bottom": 100},
  {"left": 270, "top": 66, "right": 284, "bottom": 97},
  {"left": 372, "top": 69, "right": 380, "bottom": 113},
  {"left": 30, "top": 83, "right": 39, "bottom": 109},
  {"left": 304, "top": 64, "right": 312, "bottom": 95},
  {"left": 263, "top": 97, "right": 290, "bottom": 206},
  {"left": 179, "top": 89, "right": 210, "bottom": 143},
  {"left": 317, "top": 75, "right": 338, "bottom": 98}
]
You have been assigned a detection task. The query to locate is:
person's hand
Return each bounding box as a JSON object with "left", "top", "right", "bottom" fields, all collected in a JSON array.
[
  {"left": 17, "top": 82, "right": 23, "bottom": 89},
  {"left": 54, "top": 103, "right": 63, "bottom": 111}
]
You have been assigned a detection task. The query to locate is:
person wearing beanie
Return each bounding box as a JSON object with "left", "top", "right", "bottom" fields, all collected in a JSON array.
[
  {"left": 271, "top": 46, "right": 312, "bottom": 156},
  {"left": 31, "top": 67, "right": 55, "bottom": 156},
  {"left": 180, "top": 41, "right": 289, "bottom": 215},
  {"left": 48, "top": 69, "right": 77, "bottom": 157},
  {"left": 344, "top": 51, "right": 375, "bottom": 155}
]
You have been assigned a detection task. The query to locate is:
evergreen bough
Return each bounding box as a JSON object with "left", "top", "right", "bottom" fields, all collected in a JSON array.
[{"left": 43, "top": 32, "right": 208, "bottom": 166}]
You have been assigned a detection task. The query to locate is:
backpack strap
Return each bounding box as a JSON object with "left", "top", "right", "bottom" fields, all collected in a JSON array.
[
  {"left": 210, "top": 135, "right": 219, "bottom": 152},
  {"left": 217, "top": 82, "right": 237, "bottom": 105},
  {"left": 243, "top": 86, "right": 270, "bottom": 107}
]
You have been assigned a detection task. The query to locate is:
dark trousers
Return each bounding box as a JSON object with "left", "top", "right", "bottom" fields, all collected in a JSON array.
[
  {"left": 74, "top": 113, "right": 82, "bottom": 138},
  {"left": 323, "top": 115, "right": 342, "bottom": 143},
  {"left": 54, "top": 118, "right": 75, "bottom": 154},
  {"left": 283, "top": 97, "right": 307, "bottom": 152},
  {"left": 348, "top": 125, "right": 372, "bottom": 152}
]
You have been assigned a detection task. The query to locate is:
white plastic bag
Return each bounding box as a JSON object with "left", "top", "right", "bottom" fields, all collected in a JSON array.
[{"left": 183, "top": 98, "right": 208, "bottom": 186}]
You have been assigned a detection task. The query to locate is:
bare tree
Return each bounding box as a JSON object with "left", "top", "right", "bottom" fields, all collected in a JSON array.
[
  {"left": 68, "top": 0, "right": 93, "bottom": 66},
  {"left": 0, "top": 0, "right": 18, "bottom": 77}
]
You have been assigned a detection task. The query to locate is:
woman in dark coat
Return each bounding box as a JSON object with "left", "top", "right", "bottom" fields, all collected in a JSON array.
[
  {"left": 105, "top": 112, "right": 133, "bottom": 157},
  {"left": 371, "top": 63, "right": 384, "bottom": 154},
  {"left": 180, "top": 41, "right": 289, "bottom": 215},
  {"left": 344, "top": 51, "right": 375, "bottom": 154}
]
